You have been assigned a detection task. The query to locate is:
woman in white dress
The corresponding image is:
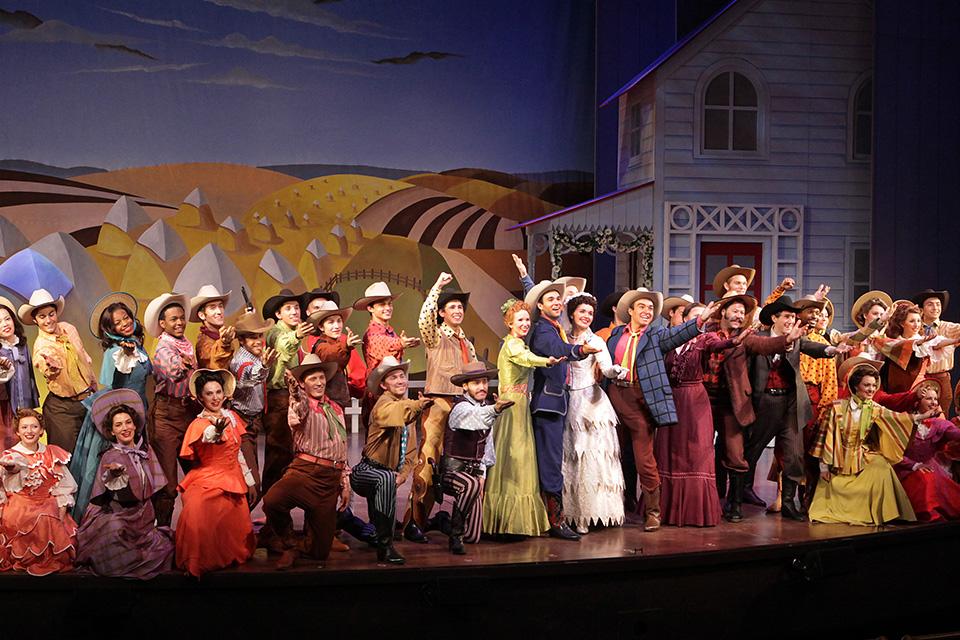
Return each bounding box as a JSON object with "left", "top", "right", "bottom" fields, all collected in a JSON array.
[{"left": 562, "top": 293, "right": 627, "bottom": 534}]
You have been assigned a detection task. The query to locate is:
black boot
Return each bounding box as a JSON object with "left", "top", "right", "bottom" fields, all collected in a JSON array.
[
  {"left": 338, "top": 507, "right": 378, "bottom": 547},
  {"left": 403, "top": 520, "right": 429, "bottom": 543},
  {"left": 723, "top": 473, "right": 744, "bottom": 523},
  {"left": 374, "top": 514, "right": 405, "bottom": 564},
  {"left": 543, "top": 492, "right": 580, "bottom": 541},
  {"left": 449, "top": 506, "right": 466, "bottom": 555},
  {"left": 427, "top": 510, "right": 452, "bottom": 536},
  {"left": 781, "top": 478, "right": 806, "bottom": 522}
]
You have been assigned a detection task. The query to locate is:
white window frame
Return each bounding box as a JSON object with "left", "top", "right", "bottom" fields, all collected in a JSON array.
[{"left": 693, "top": 59, "right": 769, "bottom": 160}]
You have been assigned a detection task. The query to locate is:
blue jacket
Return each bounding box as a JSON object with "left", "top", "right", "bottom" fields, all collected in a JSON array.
[
  {"left": 605, "top": 319, "right": 702, "bottom": 427},
  {"left": 529, "top": 318, "right": 588, "bottom": 416}
]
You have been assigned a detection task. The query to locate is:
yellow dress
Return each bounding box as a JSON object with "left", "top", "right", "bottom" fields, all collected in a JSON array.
[
  {"left": 482, "top": 335, "right": 551, "bottom": 535},
  {"left": 808, "top": 397, "right": 916, "bottom": 526}
]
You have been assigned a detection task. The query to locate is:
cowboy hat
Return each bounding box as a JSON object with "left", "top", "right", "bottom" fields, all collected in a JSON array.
[
  {"left": 450, "top": 361, "right": 499, "bottom": 387},
  {"left": 600, "top": 288, "right": 630, "bottom": 318},
  {"left": 188, "top": 368, "right": 237, "bottom": 399},
  {"left": 143, "top": 293, "right": 188, "bottom": 338},
  {"left": 0, "top": 296, "right": 16, "bottom": 316},
  {"left": 367, "top": 356, "right": 410, "bottom": 395},
  {"left": 189, "top": 285, "right": 232, "bottom": 323},
  {"left": 353, "top": 282, "right": 401, "bottom": 311},
  {"left": 90, "top": 388, "right": 145, "bottom": 440},
  {"left": 717, "top": 291, "right": 757, "bottom": 315},
  {"left": 301, "top": 288, "right": 341, "bottom": 312},
  {"left": 758, "top": 295, "right": 801, "bottom": 327},
  {"left": 437, "top": 291, "right": 470, "bottom": 321},
  {"left": 661, "top": 294, "right": 695, "bottom": 320},
  {"left": 523, "top": 280, "right": 565, "bottom": 321},
  {"left": 615, "top": 288, "right": 663, "bottom": 324},
  {"left": 290, "top": 353, "right": 340, "bottom": 382},
  {"left": 555, "top": 276, "right": 587, "bottom": 295},
  {"left": 18, "top": 289, "right": 65, "bottom": 326},
  {"left": 794, "top": 295, "right": 827, "bottom": 313},
  {"left": 822, "top": 297, "right": 835, "bottom": 327},
  {"left": 712, "top": 264, "right": 756, "bottom": 299},
  {"left": 912, "top": 378, "right": 948, "bottom": 407},
  {"left": 307, "top": 299, "right": 353, "bottom": 326},
  {"left": 262, "top": 289, "right": 302, "bottom": 322},
  {"left": 234, "top": 311, "right": 274, "bottom": 336},
  {"left": 837, "top": 356, "right": 880, "bottom": 390},
  {"left": 89, "top": 291, "right": 138, "bottom": 337},
  {"left": 910, "top": 289, "right": 949, "bottom": 312},
  {"left": 850, "top": 290, "right": 893, "bottom": 329}
]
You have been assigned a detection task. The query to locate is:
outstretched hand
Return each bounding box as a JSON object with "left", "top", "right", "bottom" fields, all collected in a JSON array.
[
  {"left": 581, "top": 343, "right": 602, "bottom": 355},
  {"left": 546, "top": 355, "right": 566, "bottom": 366},
  {"left": 511, "top": 253, "right": 528, "bottom": 278},
  {"left": 400, "top": 330, "right": 420, "bottom": 349},
  {"left": 732, "top": 327, "right": 754, "bottom": 345}
]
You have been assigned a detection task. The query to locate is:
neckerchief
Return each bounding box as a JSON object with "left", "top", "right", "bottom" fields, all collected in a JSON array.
[
  {"left": 103, "top": 322, "right": 144, "bottom": 347},
  {"left": 849, "top": 394, "right": 875, "bottom": 442},
  {"left": 308, "top": 395, "right": 347, "bottom": 441},
  {"left": 544, "top": 316, "right": 568, "bottom": 343}
]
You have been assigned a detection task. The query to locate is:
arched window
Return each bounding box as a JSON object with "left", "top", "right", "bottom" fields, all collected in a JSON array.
[
  {"left": 849, "top": 74, "right": 873, "bottom": 161},
  {"left": 703, "top": 71, "right": 758, "bottom": 152}
]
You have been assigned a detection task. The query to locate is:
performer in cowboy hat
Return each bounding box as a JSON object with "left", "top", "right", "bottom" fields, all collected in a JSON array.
[
  {"left": 301, "top": 300, "right": 363, "bottom": 409},
  {"left": 712, "top": 265, "right": 756, "bottom": 299},
  {"left": 911, "top": 289, "right": 960, "bottom": 415},
  {"left": 20, "top": 289, "right": 97, "bottom": 453},
  {"left": 90, "top": 291, "right": 151, "bottom": 408},
  {"left": 144, "top": 292, "right": 196, "bottom": 527},
  {"left": 662, "top": 294, "right": 696, "bottom": 327},
  {"left": 190, "top": 285, "right": 235, "bottom": 371}
]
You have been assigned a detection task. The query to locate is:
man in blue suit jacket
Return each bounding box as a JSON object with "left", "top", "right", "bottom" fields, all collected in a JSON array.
[
  {"left": 606, "top": 289, "right": 720, "bottom": 531},
  {"left": 527, "top": 279, "right": 599, "bottom": 540}
]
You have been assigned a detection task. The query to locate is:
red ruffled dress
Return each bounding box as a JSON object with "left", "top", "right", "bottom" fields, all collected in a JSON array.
[
  {"left": 895, "top": 417, "right": 960, "bottom": 522},
  {"left": 175, "top": 411, "right": 255, "bottom": 577},
  {"left": 0, "top": 443, "right": 78, "bottom": 575}
]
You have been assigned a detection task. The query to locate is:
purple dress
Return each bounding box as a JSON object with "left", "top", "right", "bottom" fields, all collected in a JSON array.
[
  {"left": 654, "top": 333, "right": 733, "bottom": 526},
  {"left": 75, "top": 443, "right": 174, "bottom": 579}
]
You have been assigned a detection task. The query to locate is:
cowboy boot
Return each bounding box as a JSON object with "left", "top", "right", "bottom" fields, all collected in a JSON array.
[
  {"left": 427, "top": 510, "right": 452, "bottom": 536},
  {"left": 449, "top": 506, "right": 466, "bottom": 555},
  {"left": 338, "top": 507, "right": 377, "bottom": 546},
  {"left": 641, "top": 486, "right": 661, "bottom": 532},
  {"left": 780, "top": 478, "right": 806, "bottom": 522},
  {"left": 374, "top": 514, "right": 405, "bottom": 564},
  {"left": 723, "top": 473, "right": 744, "bottom": 523},
  {"left": 543, "top": 491, "right": 580, "bottom": 541}
]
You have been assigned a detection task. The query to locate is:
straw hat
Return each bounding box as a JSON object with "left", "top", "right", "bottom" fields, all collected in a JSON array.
[
  {"left": 555, "top": 276, "right": 587, "bottom": 295},
  {"left": 234, "top": 312, "right": 274, "bottom": 336},
  {"left": 712, "top": 265, "right": 756, "bottom": 298},
  {"left": 307, "top": 299, "right": 353, "bottom": 326},
  {"left": 523, "top": 280, "right": 565, "bottom": 321},
  {"left": 850, "top": 290, "right": 893, "bottom": 329},
  {"left": 18, "top": 289, "right": 65, "bottom": 325},
  {"left": 143, "top": 292, "right": 188, "bottom": 338},
  {"left": 188, "top": 285, "right": 232, "bottom": 323},
  {"left": 188, "top": 368, "right": 236, "bottom": 399},
  {"left": 262, "top": 289, "right": 302, "bottom": 322},
  {"left": 661, "top": 294, "right": 695, "bottom": 320},
  {"left": 837, "top": 356, "right": 880, "bottom": 390},
  {"left": 450, "top": 361, "right": 499, "bottom": 387},
  {"left": 615, "top": 288, "right": 663, "bottom": 324},
  {"left": 367, "top": 356, "right": 410, "bottom": 395},
  {"left": 290, "top": 353, "right": 340, "bottom": 382},
  {"left": 353, "top": 282, "right": 401, "bottom": 311},
  {"left": 0, "top": 296, "right": 18, "bottom": 318},
  {"left": 717, "top": 291, "right": 757, "bottom": 315},
  {"left": 89, "top": 291, "right": 138, "bottom": 337},
  {"left": 90, "top": 388, "right": 145, "bottom": 440}
]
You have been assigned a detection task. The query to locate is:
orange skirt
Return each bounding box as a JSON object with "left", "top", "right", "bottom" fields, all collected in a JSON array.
[
  {"left": 175, "top": 483, "right": 254, "bottom": 577},
  {"left": 0, "top": 493, "right": 77, "bottom": 576}
]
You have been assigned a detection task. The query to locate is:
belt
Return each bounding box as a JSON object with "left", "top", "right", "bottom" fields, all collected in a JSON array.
[
  {"left": 441, "top": 456, "right": 484, "bottom": 477},
  {"left": 296, "top": 452, "right": 346, "bottom": 469},
  {"left": 612, "top": 380, "right": 641, "bottom": 388},
  {"left": 765, "top": 388, "right": 790, "bottom": 396},
  {"left": 51, "top": 388, "right": 95, "bottom": 402},
  {"left": 360, "top": 457, "right": 394, "bottom": 472}
]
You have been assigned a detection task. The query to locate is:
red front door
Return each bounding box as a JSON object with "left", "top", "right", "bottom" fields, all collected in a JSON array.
[{"left": 700, "top": 241, "right": 763, "bottom": 302}]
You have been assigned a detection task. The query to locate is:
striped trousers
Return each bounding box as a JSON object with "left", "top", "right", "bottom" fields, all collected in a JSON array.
[
  {"left": 350, "top": 460, "right": 397, "bottom": 537},
  {"left": 442, "top": 470, "right": 483, "bottom": 543}
]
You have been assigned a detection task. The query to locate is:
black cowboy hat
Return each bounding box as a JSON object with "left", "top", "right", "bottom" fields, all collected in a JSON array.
[
  {"left": 300, "top": 288, "right": 341, "bottom": 310},
  {"left": 758, "top": 295, "right": 802, "bottom": 326},
  {"left": 910, "top": 289, "right": 949, "bottom": 312},
  {"left": 437, "top": 291, "right": 470, "bottom": 322},
  {"left": 262, "top": 288, "right": 302, "bottom": 322}
]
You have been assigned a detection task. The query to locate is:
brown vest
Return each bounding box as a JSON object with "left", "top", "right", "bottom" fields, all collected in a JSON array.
[
  {"left": 442, "top": 397, "right": 489, "bottom": 461},
  {"left": 424, "top": 333, "right": 476, "bottom": 396}
]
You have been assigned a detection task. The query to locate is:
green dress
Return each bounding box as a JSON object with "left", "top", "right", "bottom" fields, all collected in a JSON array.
[{"left": 482, "top": 335, "right": 551, "bottom": 535}]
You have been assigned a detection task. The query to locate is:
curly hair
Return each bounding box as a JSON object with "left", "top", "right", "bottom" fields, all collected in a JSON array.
[
  {"left": 502, "top": 299, "right": 530, "bottom": 328},
  {"left": 885, "top": 302, "right": 922, "bottom": 338},
  {"left": 0, "top": 303, "right": 26, "bottom": 342},
  {"left": 847, "top": 366, "right": 879, "bottom": 394},
  {"left": 566, "top": 293, "right": 597, "bottom": 320},
  {"left": 855, "top": 298, "right": 888, "bottom": 328},
  {"left": 194, "top": 370, "right": 226, "bottom": 397},
  {"left": 14, "top": 408, "right": 44, "bottom": 431},
  {"left": 98, "top": 302, "right": 145, "bottom": 350},
  {"left": 101, "top": 403, "right": 142, "bottom": 442}
]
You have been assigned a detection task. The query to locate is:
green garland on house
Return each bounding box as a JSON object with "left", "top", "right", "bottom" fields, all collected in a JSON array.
[{"left": 550, "top": 227, "right": 654, "bottom": 287}]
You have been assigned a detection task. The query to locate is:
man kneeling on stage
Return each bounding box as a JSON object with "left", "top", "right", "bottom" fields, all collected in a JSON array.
[
  {"left": 441, "top": 362, "right": 513, "bottom": 554},
  {"left": 263, "top": 354, "right": 349, "bottom": 570}
]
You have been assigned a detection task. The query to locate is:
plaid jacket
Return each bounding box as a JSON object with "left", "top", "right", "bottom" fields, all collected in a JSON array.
[{"left": 605, "top": 319, "right": 702, "bottom": 427}]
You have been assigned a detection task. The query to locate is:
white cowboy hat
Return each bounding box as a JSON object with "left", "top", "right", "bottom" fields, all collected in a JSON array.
[
  {"left": 18, "top": 289, "right": 65, "bottom": 326},
  {"left": 523, "top": 280, "right": 566, "bottom": 322},
  {"left": 89, "top": 291, "right": 138, "bottom": 337},
  {"left": 661, "top": 294, "right": 696, "bottom": 320},
  {"left": 307, "top": 299, "right": 353, "bottom": 326},
  {"left": 712, "top": 264, "right": 756, "bottom": 299},
  {"left": 188, "top": 285, "right": 232, "bottom": 323},
  {"left": 616, "top": 288, "right": 663, "bottom": 324},
  {"left": 290, "top": 353, "right": 340, "bottom": 382},
  {"left": 143, "top": 292, "right": 188, "bottom": 338},
  {"left": 353, "top": 282, "right": 401, "bottom": 311},
  {"left": 367, "top": 355, "right": 410, "bottom": 395},
  {"left": 555, "top": 276, "right": 587, "bottom": 295}
]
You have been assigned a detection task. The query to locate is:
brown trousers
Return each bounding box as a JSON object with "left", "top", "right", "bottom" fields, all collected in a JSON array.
[
  {"left": 262, "top": 389, "right": 293, "bottom": 496},
  {"left": 608, "top": 384, "right": 660, "bottom": 492},
  {"left": 263, "top": 459, "right": 342, "bottom": 560},
  {"left": 711, "top": 400, "right": 749, "bottom": 473},
  {"left": 405, "top": 396, "right": 453, "bottom": 528},
  {"left": 236, "top": 411, "right": 263, "bottom": 493},
  {"left": 42, "top": 393, "right": 87, "bottom": 453},
  {"left": 149, "top": 394, "right": 197, "bottom": 527}
]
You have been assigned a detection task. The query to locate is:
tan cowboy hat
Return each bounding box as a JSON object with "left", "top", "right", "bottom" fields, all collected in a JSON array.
[
  {"left": 717, "top": 291, "right": 757, "bottom": 315},
  {"left": 18, "top": 289, "right": 65, "bottom": 325},
  {"left": 524, "top": 280, "right": 565, "bottom": 321},
  {"left": 795, "top": 295, "right": 827, "bottom": 313},
  {"left": 353, "top": 282, "right": 401, "bottom": 311},
  {"left": 450, "top": 361, "right": 499, "bottom": 387},
  {"left": 850, "top": 290, "right": 893, "bottom": 329},
  {"left": 367, "top": 355, "right": 410, "bottom": 395},
  {"left": 234, "top": 311, "right": 274, "bottom": 336},
  {"left": 912, "top": 377, "right": 947, "bottom": 405},
  {"left": 822, "top": 297, "right": 835, "bottom": 327},
  {"left": 661, "top": 294, "right": 695, "bottom": 320},
  {"left": 290, "top": 353, "right": 340, "bottom": 382},
  {"left": 188, "top": 368, "right": 237, "bottom": 399},
  {"left": 90, "top": 388, "right": 145, "bottom": 440},
  {"left": 307, "top": 299, "right": 353, "bottom": 327},
  {"left": 712, "top": 264, "right": 756, "bottom": 299},
  {"left": 616, "top": 288, "right": 663, "bottom": 324},
  {"left": 837, "top": 356, "right": 880, "bottom": 390},
  {"left": 0, "top": 296, "right": 19, "bottom": 319},
  {"left": 189, "top": 285, "right": 232, "bottom": 323},
  {"left": 144, "top": 292, "right": 189, "bottom": 338},
  {"left": 89, "top": 291, "right": 138, "bottom": 337},
  {"left": 555, "top": 276, "right": 587, "bottom": 295}
]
